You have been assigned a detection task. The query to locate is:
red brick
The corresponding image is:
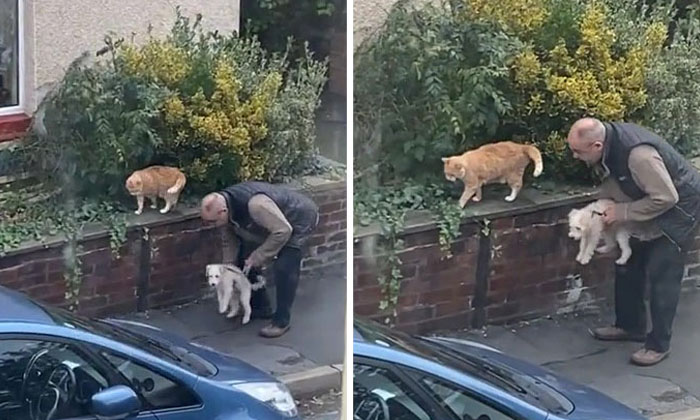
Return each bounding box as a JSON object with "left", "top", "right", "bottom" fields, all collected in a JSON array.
[
  {"left": 0, "top": 268, "right": 19, "bottom": 284},
  {"left": 435, "top": 300, "right": 469, "bottom": 317},
  {"left": 354, "top": 286, "right": 382, "bottom": 303},
  {"left": 319, "top": 201, "right": 342, "bottom": 213},
  {"left": 398, "top": 305, "right": 435, "bottom": 324},
  {"left": 486, "top": 302, "right": 520, "bottom": 321},
  {"left": 491, "top": 217, "right": 514, "bottom": 230},
  {"left": 19, "top": 262, "right": 46, "bottom": 276},
  {"left": 355, "top": 302, "right": 381, "bottom": 317},
  {"left": 409, "top": 312, "right": 471, "bottom": 334},
  {"left": 398, "top": 293, "right": 418, "bottom": 307},
  {"left": 419, "top": 288, "right": 461, "bottom": 305}
]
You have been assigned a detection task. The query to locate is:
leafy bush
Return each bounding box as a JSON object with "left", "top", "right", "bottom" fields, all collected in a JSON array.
[
  {"left": 25, "top": 10, "right": 327, "bottom": 198},
  {"left": 354, "top": 1, "right": 522, "bottom": 183},
  {"left": 354, "top": 0, "right": 699, "bottom": 185},
  {"left": 641, "top": 6, "right": 700, "bottom": 156}
]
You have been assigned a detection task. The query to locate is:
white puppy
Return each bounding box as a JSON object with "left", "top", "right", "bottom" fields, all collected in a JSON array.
[
  {"left": 568, "top": 199, "right": 657, "bottom": 265},
  {"left": 206, "top": 264, "right": 266, "bottom": 324}
]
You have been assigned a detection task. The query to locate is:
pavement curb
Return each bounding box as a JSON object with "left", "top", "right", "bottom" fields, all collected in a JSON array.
[
  {"left": 652, "top": 408, "right": 700, "bottom": 420},
  {"left": 279, "top": 364, "right": 344, "bottom": 399}
]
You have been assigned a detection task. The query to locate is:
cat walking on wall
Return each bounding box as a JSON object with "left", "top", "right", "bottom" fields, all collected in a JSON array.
[{"left": 442, "top": 141, "right": 543, "bottom": 208}]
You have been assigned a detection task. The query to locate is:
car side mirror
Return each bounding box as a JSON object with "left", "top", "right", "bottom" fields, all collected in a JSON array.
[{"left": 91, "top": 385, "right": 141, "bottom": 420}]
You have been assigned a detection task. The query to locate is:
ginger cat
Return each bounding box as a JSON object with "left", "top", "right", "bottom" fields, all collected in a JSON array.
[
  {"left": 442, "top": 141, "right": 543, "bottom": 208},
  {"left": 125, "top": 166, "right": 186, "bottom": 215}
]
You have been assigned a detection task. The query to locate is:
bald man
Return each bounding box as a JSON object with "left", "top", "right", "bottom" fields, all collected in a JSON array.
[
  {"left": 567, "top": 118, "right": 700, "bottom": 366},
  {"left": 201, "top": 181, "right": 319, "bottom": 338}
]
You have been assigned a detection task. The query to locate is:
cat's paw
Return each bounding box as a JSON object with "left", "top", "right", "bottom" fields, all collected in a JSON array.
[
  {"left": 160, "top": 208, "right": 169, "bottom": 214},
  {"left": 134, "top": 209, "right": 143, "bottom": 215},
  {"left": 458, "top": 198, "right": 468, "bottom": 208},
  {"left": 472, "top": 196, "right": 481, "bottom": 202},
  {"left": 242, "top": 315, "right": 251, "bottom": 325},
  {"left": 615, "top": 257, "right": 629, "bottom": 265},
  {"left": 505, "top": 195, "right": 517, "bottom": 202},
  {"left": 579, "top": 254, "right": 592, "bottom": 265},
  {"left": 226, "top": 311, "right": 237, "bottom": 319},
  {"left": 218, "top": 306, "right": 227, "bottom": 314}
]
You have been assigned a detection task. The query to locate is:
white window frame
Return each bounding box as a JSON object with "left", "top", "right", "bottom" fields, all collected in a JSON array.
[{"left": 0, "top": 0, "right": 25, "bottom": 116}]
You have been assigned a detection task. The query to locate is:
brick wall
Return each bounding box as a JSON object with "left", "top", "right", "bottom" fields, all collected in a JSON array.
[
  {"left": 0, "top": 180, "right": 346, "bottom": 317},
  {"left": 354, "top": 197, "right": 700, "bottom": 334}
]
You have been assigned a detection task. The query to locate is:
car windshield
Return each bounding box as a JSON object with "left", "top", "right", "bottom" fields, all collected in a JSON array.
[
  {"left": 42, "top": 306, "right": 217, "bottom": 377},
  {"left": 355, "top": 319, "right": 573, "bottom": 415}
]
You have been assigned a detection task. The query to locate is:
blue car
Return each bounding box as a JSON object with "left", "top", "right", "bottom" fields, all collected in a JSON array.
[
  {"left": 0, "top": 285, "right": 299, "bottom": 420},
  {"left": 354, "top": 318, "right": 647, "bottom": 420}
]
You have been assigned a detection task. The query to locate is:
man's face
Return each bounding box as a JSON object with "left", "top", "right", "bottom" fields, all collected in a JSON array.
[
  {"left": 201, "top": 195, "right": 229, "bottom": 227},
  {"left": 568, "top": 135, "right": 604, "bottom": 165},
  {"left": 202, "top": 210, "right": 227, "bottom": 227}
]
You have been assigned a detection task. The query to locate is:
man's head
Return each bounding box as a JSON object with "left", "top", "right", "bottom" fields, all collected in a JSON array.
[
  {"left": 200, "top": 193, "right": 228, "bottom": 226},
  {"left": 567, "top": 118, "right": 606, "bottom": 165}
]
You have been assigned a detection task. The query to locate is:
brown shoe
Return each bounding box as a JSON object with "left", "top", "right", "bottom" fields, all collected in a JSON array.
[
  {"left": 259, "top": 324, "right": 290, "bottom": 338},
  {"left": 589, "top": 326, "right": 645, "bottom": 342},
  {"left": 631, "top": 348, "right": 670, "bottom": 366}
]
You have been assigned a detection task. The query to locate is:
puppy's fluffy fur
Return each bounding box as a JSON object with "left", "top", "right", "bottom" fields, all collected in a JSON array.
[
  {"left": 206, "top": 264, "right": 266, "bottom": 324},
  {"left": 568, "top": 199, "right": 658, "bottom": 265}
]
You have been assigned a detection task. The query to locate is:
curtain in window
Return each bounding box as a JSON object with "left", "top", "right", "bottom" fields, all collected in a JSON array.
[{"left": 0, "top": 0, "right": 19, "bottom": 107}]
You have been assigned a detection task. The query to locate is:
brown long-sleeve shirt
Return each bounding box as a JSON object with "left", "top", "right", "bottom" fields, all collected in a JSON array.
[
  {"left": 218, "top": 194, "right": 293, "bottom": 268},
  {"left": 598, "top": 145, "right": 679, "bottom": 234}
]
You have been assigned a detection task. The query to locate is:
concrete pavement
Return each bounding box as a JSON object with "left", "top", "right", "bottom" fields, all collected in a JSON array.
[
  {"left": 439, "top": 290, "right": 700, "bottom": 418},
  {"left": 115, "top": 264, "right": 346, "bottom": 399}
]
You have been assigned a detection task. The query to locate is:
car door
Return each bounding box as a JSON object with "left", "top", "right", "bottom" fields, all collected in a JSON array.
[
  {"left": 0, "top": 335, "right": 157, "bottom": 420},
  {"left": 354, "top": 356, "right": 452, "bottom": 420}
]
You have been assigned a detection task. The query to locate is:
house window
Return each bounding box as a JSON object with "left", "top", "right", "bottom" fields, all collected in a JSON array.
[{"left": 0, "top": 0, "right": 20, "bottom": 109}]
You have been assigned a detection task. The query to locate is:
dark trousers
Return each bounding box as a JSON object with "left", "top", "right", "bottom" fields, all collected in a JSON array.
[
  {"left": 614, "top": 236, "right": 685, "bottom": 352},
  {"left": 238, "top": 243, "right": 303, "bottom": 328}
]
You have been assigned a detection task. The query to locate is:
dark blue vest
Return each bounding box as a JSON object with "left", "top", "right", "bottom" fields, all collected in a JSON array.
[{"left": 602, "top": 122, "right": 700, "bottom": 249}]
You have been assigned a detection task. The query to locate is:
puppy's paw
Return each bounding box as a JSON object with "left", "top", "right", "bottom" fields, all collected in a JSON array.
[
  {"left": 218, "top": 306, "right": 227, "bottom": 314},
  {"left": 134, "top": 209, "right": 143, "bottom": 215},
  {"left": 242, "top": 315, "right": 251, "bottom": 325},
  {"left": 579, "top": 255, "right": 592, "bottom": 265},
  {"left": 472, "top": 196, "right": 481, "bottom": 202},
  {"left": 615, "top": 257, "right": 629, "bottom": 265}
]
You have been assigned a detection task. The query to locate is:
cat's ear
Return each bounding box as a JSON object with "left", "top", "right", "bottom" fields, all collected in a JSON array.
[{"left": 441, "top": 157, "right": 449, "bottom": 163}]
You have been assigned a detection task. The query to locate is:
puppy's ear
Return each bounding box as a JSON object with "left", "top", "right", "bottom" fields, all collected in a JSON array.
[
  {"left": 568, "top": 209, "right": 579, "bottom": 218},
  {"left": 441, "top": 157, "right": 449, "bottom": 163}
]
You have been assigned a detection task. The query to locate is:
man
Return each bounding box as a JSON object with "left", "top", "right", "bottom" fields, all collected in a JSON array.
[
  {"left": 200, "top": 181, "right": 319, "bottom": 338},
  {"left": 567, "top": 117, "right": 700, "bottom": 366}
]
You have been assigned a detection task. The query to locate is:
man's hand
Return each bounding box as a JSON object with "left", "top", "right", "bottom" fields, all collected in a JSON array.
[
  {"left": 602, "top": 205, "right": 618, "bottom": 225},
  {"left": 243, "top": 258, "right": 253, "bottom": 276}
]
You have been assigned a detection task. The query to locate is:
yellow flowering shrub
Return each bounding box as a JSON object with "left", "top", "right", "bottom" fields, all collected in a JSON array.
[
  {"left": 158, "top": 54, "right": 283, "bottom": 184},
  {"left": 463, "top": 0, "right": 549, "bottom": 35},
  {"left": 512, "top": 3, "right": 667, "bottom": 122},
  {"left": 121, "top": 41, "right": 190, "bottom": 88}
]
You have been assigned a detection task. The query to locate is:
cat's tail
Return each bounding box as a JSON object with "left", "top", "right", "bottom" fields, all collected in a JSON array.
[
  {"left": 525, "top": 145, "right": 543, "bottom": 177},
  {"left": 167, "top": 173, "right": 186, "bottom": 194}
]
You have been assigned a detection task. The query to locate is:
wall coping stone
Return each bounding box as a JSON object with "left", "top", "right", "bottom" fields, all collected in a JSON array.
[
  {"left": 354, "top": 184, "right": 600, "bottom": 239},
  {"left": 3, "top": 172, "right": 346, "bottom": 258}
]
